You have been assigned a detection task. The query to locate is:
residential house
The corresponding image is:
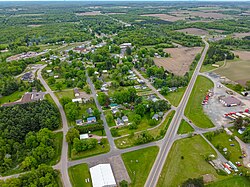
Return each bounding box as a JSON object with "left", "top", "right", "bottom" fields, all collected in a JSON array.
[
  {"left": 116, "top": 118, "right": 124, "bottom": 126},
  {"left": 112, "top": 108, "right": 119, "bottom": 115},
  {"left": 76, "top": 119, "right": 83, "bottom": 126},
  {"left": 152, "top": 114, "right": 159, "bottom": 121},
  {"left": 74, "top": 88, "right": 80, "bottom": 97},
  {"left": 87, "top": 108, "right": 94, "bottom": 115},
  {"left": 87, "top": 117, "right": 97, "bottom": 124},
  {"left": 122, "top": 116, "right": 129, "bottom": 124}
]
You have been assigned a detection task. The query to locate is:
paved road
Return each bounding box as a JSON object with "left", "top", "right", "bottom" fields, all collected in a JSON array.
[
  {"left": 86, "top": 74, "right": 117, "bottom": 151},
  {"left": 145, "top": 38, "right": 209, "bottom": 187},
  {"left": 37, "top": 65, "right": 72, "bottom": 187}
]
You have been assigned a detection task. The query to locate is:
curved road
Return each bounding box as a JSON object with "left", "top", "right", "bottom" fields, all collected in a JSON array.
[
  {"left": 145, "top": 38, "right": 209, "bottom": 187},
  {"left": 37, "top": 66, "right": 72, "bottom": 187}
]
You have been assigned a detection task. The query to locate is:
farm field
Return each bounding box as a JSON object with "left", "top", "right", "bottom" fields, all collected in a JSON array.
[
  {"left": 76, "top": 11, "right": 102, "bottom": 16},
  {"left": 185, "top": 75, "right": 214, "bottom": 128},
  {"left": 214, "top": 51, "right": 250, "bottom": 85},
  {"left": 157, "top": 135, "right": 223, "bottom": 187},
  {"left": 68, "top": 163, "right": 92, "bottom": 187},
  {"left": 232, "top": 32, "right": 250, "bottom": 39},
  {"left": 122, "top": 146, "right": 159, "bottom": 187},
  {"left": 176, "top": 28, "right": 209, "bottom": 36},
  {"left": 140, "top": 14, "right": 185, "bottom": 22},
  {"left": 154, "top": 47, "right": 202, "bottom": 76}
]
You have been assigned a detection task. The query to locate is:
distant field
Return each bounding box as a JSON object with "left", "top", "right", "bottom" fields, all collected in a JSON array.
[
  {"left": 140, "top": 14, "right": 185, "bottom": 22},
  {"left": 76, "top": 11, "right": 102, "bottom": 16},
  {"left": 154, "top": 47, "right": 202, "bottom": 76},
  {"left": 157, "top": 135, "right": 221, "bottom": 187},
  {"left": 232, "top": 32, "right": 250, "bottom": 39},
  {"left": 214, "top": 51, "right": 250, "bottom": 85},
  {"left": 176, "top": 28, "right": 209, "bottom": 36}
]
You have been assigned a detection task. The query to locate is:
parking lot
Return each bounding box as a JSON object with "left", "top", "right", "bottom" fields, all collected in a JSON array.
[{"left": 202, "top": 72, "right": 248, "bottom": 127}]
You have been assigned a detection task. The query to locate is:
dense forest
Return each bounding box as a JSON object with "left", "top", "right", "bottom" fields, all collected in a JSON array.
[
  {"left": 0, "top": 165, "right": 59, "bottom": 187},
  {"left": 0, "top": 100, "right": 60, "bottom": 174}
]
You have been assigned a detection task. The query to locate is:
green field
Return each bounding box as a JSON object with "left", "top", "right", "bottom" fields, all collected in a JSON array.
[
  {"left": 207, "top": 176, "right": 250, "bottom": 187},
  {"left": 158, "top": 135, "right": 222, "bottom": 187},
  {"left": 214, "top": 58, "right": 250, "bottom": 86},
  {"left": 122, "top": 146, "right": 159, "bottom": 187},
  {"left": 177, "top": 119, "right": 194, "bottom": 134},
  {"left": 69, "top": 138, "right": 110, "bottom": 160},
  {"left": 115, "top": 110, "right": 175, "bottom": 149},
  {"left": 205, "top": 131, "right": 242, "bottom": 163},
  {"left": 165, "top": 87, "right": 186, "bottom": 107},
  {"left": 55, "top": 90, "right": 75, "bottom": 100},
  {"left": 50, "top": 132, "right": 63, "bottom": 165},
  {"left": 201, "top": 60, "right": 224, "bottom": 72},
  {"left": 68, "top": 163, "right": 92, "bottom": 187},
  {"left": 185, "top": 75, "right": 214, "bottom": 128},
  {"left": 0, "top": 90, "right": 25, "bottom": 105}
]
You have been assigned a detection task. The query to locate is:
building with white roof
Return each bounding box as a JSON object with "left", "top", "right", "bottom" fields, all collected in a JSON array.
[
  {"left": 90, "top": 164, "right": 116, "bottom": 187},
  {"left": 80, "top": 134, "right": 89, "bottom": 140}
]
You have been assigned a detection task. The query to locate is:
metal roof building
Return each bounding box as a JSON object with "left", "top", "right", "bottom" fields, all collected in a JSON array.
[{"left": 90, "top": 164, "right": 116, "bottom": 187}]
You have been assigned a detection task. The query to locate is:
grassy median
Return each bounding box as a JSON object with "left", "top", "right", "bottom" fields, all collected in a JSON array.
[{"left": 185, "top": 75, "right": 214, "bottom": 128}]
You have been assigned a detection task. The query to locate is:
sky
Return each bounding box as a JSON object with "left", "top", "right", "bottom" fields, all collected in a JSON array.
[{"left": 0, "top": 0, "right": 249, "bottom": 1}]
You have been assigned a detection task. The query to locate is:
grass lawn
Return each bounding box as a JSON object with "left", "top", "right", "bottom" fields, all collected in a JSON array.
[
  {"left": 157, "top": 135, "right": 224, "bottom": 187},
  {"left": 68, "top": 163, "right": 92, "bottom": 187},
  {"left": 206, "top": 176, "right": 250, "bottom": 187},
  {"left": 0, "top": 90, "right": 25, "bottom": 105},
  {"left": 115, "top": 111, "right": 175, "bottom": 149},
  {"left": 49, "top": 132, "right": 63, "bottom": 165},
  {"left": 122, "top": 146, "right": 159, "bottom": 187},
  {"left": 185, "top": 75, "right": 214, "bottom": 128},
  {"left": 69, "top": 138, "right": 110, "bottom": 160},
  {"left": 55, "top": 90, "right": 75, "bottom": 100},
  {"left": 91, "top": 130, "right": 106, "bottom": 136},
  {"left": 201, "top": 60, "right": 224, "bottom": 73},
  {"left": 165, "top": 87, "right": 186, "bottom": 107},
  {"left": 104, "top": 110, "right": 116, "bottom": 127},
  {"left": 204, "top": 131, "right": 242, "bottom": 163},
  {"left": 177, "top": 119, "right": 194, "bottom": 134}
]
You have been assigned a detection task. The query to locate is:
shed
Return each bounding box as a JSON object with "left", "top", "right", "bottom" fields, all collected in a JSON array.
[
  {"left": 80, "top": 134, "right": 89, "bottom": 140},
  {"left": 72, "top": 98, "right": 82, "bottom": 103},
  {"left": 90, "top": 164, "right": 116, "bottom": 187},
  {"left": 74, "top": 88, "right": 80, "bottom": 97},
  {"left": 152, "top": 114, "right": 159, "bottom": 121},
  {"left": 76, "top": 119, "right": 83, "bottom": 126}
]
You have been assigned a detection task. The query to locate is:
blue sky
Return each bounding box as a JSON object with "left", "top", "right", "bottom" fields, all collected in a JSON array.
[{"left": 0, "top": 0, "right": 249, "bottom": 1}]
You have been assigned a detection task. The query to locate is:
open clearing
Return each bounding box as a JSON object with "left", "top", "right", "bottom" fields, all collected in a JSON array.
[
  {"left": 214, "top": 51, "right": 250, "bottom": 85},
  {"left": 154, "top": 47, "right": 202, "bottom": 76},
  {"left": 140, "top": 14, "right": 185, "bottom": 22},
  {"left": 122, "top": 146, "right": 159, "bottom": 187},
  {"left": 157, "top": 135, "right": 223, "bottom": 187},
  {"left": 176, "top": 28, "right": 209, "bottom": 36},
  {"left": 68, "top": 163, "right": 92, "bottom": 187}
]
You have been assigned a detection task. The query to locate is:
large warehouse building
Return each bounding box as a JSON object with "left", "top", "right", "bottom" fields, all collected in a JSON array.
[
  {"left": 90, "top": 164, "right": 116, "bottom": 187},
  {"left": 220, "top": 96, "right": 241, "bottom": 107}
]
